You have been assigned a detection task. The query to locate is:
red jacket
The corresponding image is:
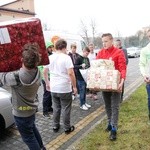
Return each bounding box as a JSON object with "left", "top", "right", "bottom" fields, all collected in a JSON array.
[{"left": 96, "top": 46, "right": 126, "bottom": 79}]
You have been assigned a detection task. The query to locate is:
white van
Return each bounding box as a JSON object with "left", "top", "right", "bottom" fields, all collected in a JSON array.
[{"left": 43, "top": 31, "right": 86, "bottom": 54}]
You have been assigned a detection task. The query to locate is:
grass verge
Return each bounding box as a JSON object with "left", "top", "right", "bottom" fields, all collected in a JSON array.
[{"left": 75, "top": 84, "right": 150, "bottom": 150}]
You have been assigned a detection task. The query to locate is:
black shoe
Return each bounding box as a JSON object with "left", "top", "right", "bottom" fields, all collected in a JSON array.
[
  {"left": 43, "top": 113, "right": 51, "bottom": 118},
  {"left": 48, "top": 110, "right": 53, "bottom": 115},
  {"left": 65, "top": 126, "right": 75, "bottom": 134},
  {"left": 105, "top": 124, "right": 112, "bottom": 132},
  {"left": 41, "top": 146, "right": 46, "bottom": 150},
  {"left": 53, "top": 126, "right": 60, "bottom": 133},
  {"left": 109, "top": 129, "right": 117, "bottom": 141}
]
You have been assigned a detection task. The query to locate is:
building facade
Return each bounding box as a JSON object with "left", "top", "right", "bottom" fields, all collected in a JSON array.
[{"left": 0, "top": 0, "right": 35, "bottom": 22}]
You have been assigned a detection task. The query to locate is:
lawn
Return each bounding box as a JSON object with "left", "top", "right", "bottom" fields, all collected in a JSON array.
[{"left": 75, "top": 84, "right": 150, "bottom": 150}]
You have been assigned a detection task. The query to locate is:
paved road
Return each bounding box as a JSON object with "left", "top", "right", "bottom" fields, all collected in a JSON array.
[{"left": 0, "top": 57, "right": 143, "bottom": 150}]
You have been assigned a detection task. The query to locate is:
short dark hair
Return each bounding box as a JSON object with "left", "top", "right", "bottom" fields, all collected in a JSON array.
[
  {"left": 55, "top": 39, "right": 67, "bottom": 50},
  {"left": 70, "top": 43, "right": 77, "bottom": 49},
  {"left": 115, "top": 39, "right": 121, "bottom": 42},
  {"left": 83, "top": 46, "right": 90, "bottom": 53},
  {"left": 101, "top": 33, "right": 113, "bottom": 39},
  {"left": 22, "top": 43, "right": 41, "bottom": 69},
  {"left": 88, "top": 43, "right": 94, "bottom": 47}
]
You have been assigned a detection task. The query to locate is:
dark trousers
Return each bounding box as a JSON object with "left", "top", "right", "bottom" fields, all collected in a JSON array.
[
  {"left": 102, "top": 91, "right": 121, "bottom": 128},
  {"left": 146, "top": 84, "right": 150, "bottom": 115},
  {"left": 14, "top": 114, "right": 44, "bottom": 150},
  {"left": 51, "top": 92, "right": 72, "bottom": 130},
  {"left": 77, "top": 80, "right": 87, "bottom": 106},
  {"left": 42, "top": 80, "right": 53, "bottom": 114}
]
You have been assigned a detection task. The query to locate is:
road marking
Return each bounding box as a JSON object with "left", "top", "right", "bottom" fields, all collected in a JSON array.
[{"left": 45, "top": 106, "right": 105, "bottom": 150}]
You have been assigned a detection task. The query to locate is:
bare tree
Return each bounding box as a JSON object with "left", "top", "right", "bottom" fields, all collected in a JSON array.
[
  {"left": 90, "top": 18, "right": 97, "bottom": 45},
  {"left": 80, "top": 19, "right": 89, "bottom": 44},
  {"left": 43, "top": 23, "right": 48, "bottom": 31},
  {"left": 42, "top": 23, "right": 52, "bottom": 31}
]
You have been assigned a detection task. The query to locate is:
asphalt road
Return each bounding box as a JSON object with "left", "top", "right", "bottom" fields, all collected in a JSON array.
[{"left": 0, "top": 57, "right": 143, "bottom": 150}]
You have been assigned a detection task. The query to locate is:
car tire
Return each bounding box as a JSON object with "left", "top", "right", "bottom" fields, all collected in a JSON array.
[{"left": 0, "top": 115, "right": 5, "bottom": 133}]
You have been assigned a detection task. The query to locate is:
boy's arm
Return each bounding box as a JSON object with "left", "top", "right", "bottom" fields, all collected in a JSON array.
[
  {"left": 43, "top": 67, "right": 50, "bottom": 91},
  {"left": 0, "top": 72, "right": 19, "bottom": 86}
]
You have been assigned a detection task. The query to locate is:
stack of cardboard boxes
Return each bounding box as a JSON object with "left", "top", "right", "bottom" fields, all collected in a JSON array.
[{"left": 87, "top": 59, "right": 120, "bottom": 92}]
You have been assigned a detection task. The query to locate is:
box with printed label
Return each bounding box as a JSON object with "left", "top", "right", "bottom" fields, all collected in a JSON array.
[
  {"left": 0, "top": 17, "right": 49, "bottom": 72},
  {"left": 87, "top": 68, "right": 120, "bottom": 91}
]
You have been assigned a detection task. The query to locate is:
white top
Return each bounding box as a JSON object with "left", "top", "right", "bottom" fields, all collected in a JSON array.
[
  {"left": 45, "top": 53, "right": 73, "bottom": 93},
  {"left": 88, "top": 52, "right": 96, "bottom": 62}
]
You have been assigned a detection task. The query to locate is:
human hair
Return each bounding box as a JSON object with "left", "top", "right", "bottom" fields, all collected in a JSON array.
[
  {"left": 115, "top": 39, "right": 121, "bottom": 42},
  {"left": 83, "top": 46, "right": 90, "bottom": 53},
  {"left": 22, "top": 43, "right": 41, "bottom": 69},
  {"left": 55, "top": 39, "right": 67, "bottom": 50},
  {"left": 101, "top": 33, "right": 113, "bottom": 39},
  {"left": 88, "top": 43, "right": 94, "bottom": 47},
  {"left": 70, "top": 43, "right": 77, "bottom": 49}
]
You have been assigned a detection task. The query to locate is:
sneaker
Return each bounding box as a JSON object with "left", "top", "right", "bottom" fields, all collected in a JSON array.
[
  {"left": 109, "top": 129, "right": 117, "bottom": 141},
  {"left": 105, "top": 124, "right": 112, "bottom": 132},
  {"left": 43, "top": 113, "right": 51, "bottom": 118},
  {"left": 53, "top": 126, "right": 60, "bottom": 133},
  {"left": 41, "top": 146, "right": 46, "bottom": 150},
  {"left": 80, "top": 104, "right": 88, "bottom": 110},
  {"left": 48, "top": 111, "right": 53, "bottom": 115},
  {"left": 85, "top": 103, "right": 91, "bottom": 108},
  {"left": 65, "top": 125, "right": 75, "bottom": 134},
  {"left": 109, "top": 127, "right": 117, "bottom": 141},
  {"left": 72, "top": 94, "right": 75, "bottom": 100}
]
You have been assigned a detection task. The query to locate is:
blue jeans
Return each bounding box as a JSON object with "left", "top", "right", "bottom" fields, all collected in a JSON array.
[
  {"left": 77, "top": 80, "right": 86, "bottom": 106},
  {"left": 146, "top": 84, "right": 150, "bottom": 114},
  {"left": 14, "top": 114, "right": 44, "bottom": 150}
]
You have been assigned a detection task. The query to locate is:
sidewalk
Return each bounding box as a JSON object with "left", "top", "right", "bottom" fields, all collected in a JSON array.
[
  {"left": 0, "top": 76, "right": 143, "bottom": 150},
  {"left": 39, "top": 76, "right": 143, "bottom": 150}
]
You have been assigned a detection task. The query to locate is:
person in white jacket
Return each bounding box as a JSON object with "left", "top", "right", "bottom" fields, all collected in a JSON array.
[{"left": 139, "top": 29, "right": 150, "bottom": 123}]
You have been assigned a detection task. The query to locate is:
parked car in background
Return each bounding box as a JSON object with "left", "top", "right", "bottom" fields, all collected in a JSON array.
[
  {"left": 127, "top": 47, "right": 140, "bottom": 58},
  {"left": 0, "top": 87, "right": 14, "bottom": 133}
]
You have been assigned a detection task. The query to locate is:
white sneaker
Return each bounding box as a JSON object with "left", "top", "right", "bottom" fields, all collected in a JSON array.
[
  {"left": 85, "top": 103, "right": 91, "bottom": 108},
  {"left": 80, "top": 104, "right": 88, "bottom": 110},
  {"left": 72, "top": 95, "right": 75, "bottom": 100}
]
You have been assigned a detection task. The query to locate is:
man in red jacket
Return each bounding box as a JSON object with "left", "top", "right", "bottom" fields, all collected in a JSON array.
[{"left": 96, "top": 33, "right": 126, "bottom": 141}]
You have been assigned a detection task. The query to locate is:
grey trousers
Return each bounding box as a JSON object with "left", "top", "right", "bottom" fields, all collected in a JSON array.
[
  {"left": 102, "top": 91, "right": 121, "bottom": 128},
  {"left": 51, "top": 92, "right": 72, "bottom": 130}
]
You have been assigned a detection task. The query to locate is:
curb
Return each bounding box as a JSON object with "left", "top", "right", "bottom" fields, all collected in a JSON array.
[{"left": 66, "top": 76, "right": 144, "bottom": 150}]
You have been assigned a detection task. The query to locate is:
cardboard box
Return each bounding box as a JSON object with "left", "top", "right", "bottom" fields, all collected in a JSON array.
[
  {"left": 0, "top": 17, "right": 49, "bottom": 72},
  {"left": 90, "top": 59, "right": 114, "bottom": 70},
  {"left": 87, "top": 68, "right": 120, "bottom": 92}
]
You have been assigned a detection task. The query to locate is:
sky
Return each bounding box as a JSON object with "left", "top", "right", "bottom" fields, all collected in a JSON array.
[
  {"left": 1, "top": 0, "right": 150, "bottom": 37},
  {"left": 34, "top": 0, "right": 150, "bottom": 37}
]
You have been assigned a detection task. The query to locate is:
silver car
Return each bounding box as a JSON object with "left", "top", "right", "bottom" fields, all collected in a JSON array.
[
  {"left": 0, "top": 87, "right": 14, "bottom": 132},
  {"left": 127, "top": 47, "right": 140, "bottom": 58}
]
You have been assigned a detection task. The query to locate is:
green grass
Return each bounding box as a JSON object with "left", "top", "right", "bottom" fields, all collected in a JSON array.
[{"left": 75, "top": 84, "right": 150, "bottom": 150}]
